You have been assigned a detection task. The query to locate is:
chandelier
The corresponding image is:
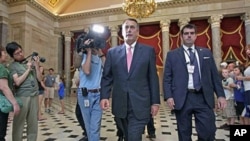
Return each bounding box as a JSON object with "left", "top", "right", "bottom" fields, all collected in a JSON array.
[{"left": 122, "top": 0, "right": 157, "bottom": 19}]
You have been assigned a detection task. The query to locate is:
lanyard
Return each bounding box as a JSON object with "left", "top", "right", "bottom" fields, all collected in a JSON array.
[{"left": 184, "top": 49, "right": 196, "bottom": 65}]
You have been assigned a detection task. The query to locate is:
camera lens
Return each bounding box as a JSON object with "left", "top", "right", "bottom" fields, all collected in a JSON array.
[{"left": 40, "top": 57, "right": 46, "bottom": 63}]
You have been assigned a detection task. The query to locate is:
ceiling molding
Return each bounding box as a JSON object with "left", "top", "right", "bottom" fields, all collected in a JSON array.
[
  {"left": 57, "top": 0, "right": 238, "bottom": 21},
  {"left": 4, "top": 0, "right": 239, "bottom": 21}
]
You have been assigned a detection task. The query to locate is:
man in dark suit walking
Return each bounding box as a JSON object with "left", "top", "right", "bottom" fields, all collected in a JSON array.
[
  {"left": 163, "top": 24, "right": 227, "bottom": 141},
  {"left": 100, "top": 18, "right": 160, "bottom": 141}
]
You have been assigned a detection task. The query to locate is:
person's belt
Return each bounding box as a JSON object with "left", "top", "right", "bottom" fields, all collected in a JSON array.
[
  {"left": 187, "top": 88, "right": 203, "bottom": 94},
  {"left": 87, "top": 88, "right": 100, "bottom": 93}
]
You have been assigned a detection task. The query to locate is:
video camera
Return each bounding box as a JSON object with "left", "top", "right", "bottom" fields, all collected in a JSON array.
[
  {"left": 22, "top": 52, "right": 46, "bottom": 63},
  {"left": 75, "top": 25, "right": 106, "bottom": 53}
]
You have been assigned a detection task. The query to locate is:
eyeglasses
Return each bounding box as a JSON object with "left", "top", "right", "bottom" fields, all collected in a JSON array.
[
  {"left": 13, "top": 50, "right": 23, "bottom": 56},
  {"left": 183, "top": 32, "right": 195, "bottom": 35}
]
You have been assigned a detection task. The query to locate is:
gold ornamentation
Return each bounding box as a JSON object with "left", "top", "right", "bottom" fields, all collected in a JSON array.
[
  {"left": 48, "top": 0, "right": 59, "bottom": 7},
  {"left": 122, "top": 0, "right": 157, "bottom": 19}
]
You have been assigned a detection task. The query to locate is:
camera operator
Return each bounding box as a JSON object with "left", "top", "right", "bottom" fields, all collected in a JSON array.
[
  {"left": 6, "top": 42, "right": 41, "bottom": 141},
  {"left": 77, "top": 39, "right": 105, "bottom": 141}
]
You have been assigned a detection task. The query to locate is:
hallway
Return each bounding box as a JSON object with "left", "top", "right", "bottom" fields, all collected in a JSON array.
[{"left": 6, "top": 95, "right": 229, "bottom": 141}]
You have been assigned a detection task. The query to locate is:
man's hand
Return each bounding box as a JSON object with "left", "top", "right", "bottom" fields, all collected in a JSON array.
[
  {"left": 217, "top": 97, "right": 227, "bottom": 110},
  {"left": 166, "top": 98, "right": 175, "bottom": 110},
  {"left": 100, "top": 99, "right": 110, "bottom": 110},
  {"left": 151, "top": 105, "right": 159, "bottom": 116},
  {"left": 13, "top": 103, "right": 20, "bottom": 116}
]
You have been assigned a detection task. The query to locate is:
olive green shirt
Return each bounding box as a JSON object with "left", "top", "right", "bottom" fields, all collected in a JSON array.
[
  {"left": 8, "top": 62, "right": 38, "bottom": 97},
  {"left": 0, "top": 64, "right": 13, "bottom": 95}
]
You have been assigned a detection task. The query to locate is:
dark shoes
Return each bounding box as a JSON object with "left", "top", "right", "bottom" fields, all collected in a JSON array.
[
  {"left": 171, "top": 110, "right": 175, "bottom": 115},
  {"left": 218, "top": 123, "right": 230, "bottom": 130},
  {"left": 79, "top": 136, "right": 88, "bottom": 141},
  {"left": 146, "top": 134, "right": 156, "bottom": 138}
]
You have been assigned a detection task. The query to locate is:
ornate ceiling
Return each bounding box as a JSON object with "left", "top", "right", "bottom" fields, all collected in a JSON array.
[{"left": 35, "top": 0, "right": 171, "bottom": 16}]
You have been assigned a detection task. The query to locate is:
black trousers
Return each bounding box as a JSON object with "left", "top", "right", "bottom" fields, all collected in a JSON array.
[
  {"left": 175, "top": 92, "right": 216, "bottom": 141},
  {"left": 0, "top": 111, "right": 9, "bottom": 141},
  {"left": 75, "top": 101, "right": 87, "bottom": 136},
  {"left": 115, "top": 117, "right": 124, "bottom": 137},
  {"left": 115, "top": 95, "right": 149, "bottom": 141}
]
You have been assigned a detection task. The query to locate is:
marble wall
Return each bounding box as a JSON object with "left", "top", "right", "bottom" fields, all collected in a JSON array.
[{"left": 0, "top": 1, "right": 60, "bottom": 73}]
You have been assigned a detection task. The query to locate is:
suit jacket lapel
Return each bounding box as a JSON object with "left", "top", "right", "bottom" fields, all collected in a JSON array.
[
  {"left": 195, "top": 46, "right": 203, "bottom": 69},
  {"left": 178, "top": 46, "right": 188, "bottom": 66},
  {"left": 119, "top": 45, "right": 127, "bottom": 73}
]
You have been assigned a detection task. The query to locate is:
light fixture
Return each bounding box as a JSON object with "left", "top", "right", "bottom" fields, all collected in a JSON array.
[
  {"left": 92, "top": 24, "right": 105, "bottom": 34},
  {"left": 122, "top": 0, "right": 157, "bottom": 19}
]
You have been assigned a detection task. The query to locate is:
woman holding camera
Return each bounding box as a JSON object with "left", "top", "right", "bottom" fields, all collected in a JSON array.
[
  {"left": 0, "top": 46, "right": 20, "bottom": 141},
  {"left": 6, "top": 42, "right": 41, "bottom": 141}
]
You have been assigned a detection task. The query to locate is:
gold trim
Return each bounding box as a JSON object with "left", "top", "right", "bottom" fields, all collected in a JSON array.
[
  {"left": 221, "top": 21, "right": 246, "bottom": 61},
  {"left": 139, "top": 31, "right": 163, "bottom": 65},
  {"left": 48, "top": 0, "right": 59, "bottom": 7}
]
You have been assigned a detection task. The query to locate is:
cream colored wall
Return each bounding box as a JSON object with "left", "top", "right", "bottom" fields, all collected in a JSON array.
[{"left": 7, "top": 3, "right": 60, "bottom": 73}]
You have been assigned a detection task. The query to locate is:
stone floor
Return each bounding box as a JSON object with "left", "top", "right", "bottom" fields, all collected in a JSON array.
[{"left": 5, "top": 95, "right": 230, "bottom": 141}]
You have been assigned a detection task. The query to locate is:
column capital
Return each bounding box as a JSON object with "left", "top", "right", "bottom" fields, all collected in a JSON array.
[
  {"left": 160, "top": 19, "right": 171, "bottom": 32},
  {"left": 109, "top": 25, "right": 119, "bottom": 37},
  {"left": 208, "top": 15, "right": 223, "bottom": 28},
  {"left": 62, "top": 31, "right": 73, "bottom": 41},
  {"left": 178, "top": 17, "right": 190, "bottom": 30},
  {"left": 241, "top": 12, "right": 250, "bottom": 26}
]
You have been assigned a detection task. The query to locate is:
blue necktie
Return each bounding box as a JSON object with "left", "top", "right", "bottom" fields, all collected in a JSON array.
[{"left": 188, "top": 48, "right": 201, "bottom": 90}]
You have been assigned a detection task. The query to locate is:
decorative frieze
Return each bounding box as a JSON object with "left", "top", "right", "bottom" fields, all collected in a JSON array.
[{"left": 5, "top": 0, "right": 240, "bottom": 21}]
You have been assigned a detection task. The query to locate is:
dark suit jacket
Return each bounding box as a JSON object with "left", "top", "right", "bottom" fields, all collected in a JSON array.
[
  {"left": 101, "top": 43, "right": 160, "bottom": 120},
  {"left": 163, "top": 46, "right": 225, "bottom": 110}
]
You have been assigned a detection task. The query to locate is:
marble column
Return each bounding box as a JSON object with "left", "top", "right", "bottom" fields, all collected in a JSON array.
[
  {"left": 160, "top": 19, "right": 171, "bottom": 63},
  {"left": 0, "top": 17, "right": 8, "bottom": 47},
  {"left": 178, "top": 17, "right": 190, "bottom": 31},
  {"left": 159, "top": 19, "right": 170, "bottom": 95},
  {"left": 242, "top": 13, "right": 250, "bottom": 45},
  {"left": 56, "top": 32, "right": 63, "bottom": 75},
  {"left": 209, "top": 15, "right": 223, "bottom": 69},
  {"left": 110, "top": 25, "right": 119, "bottom": 47},
  {"left": 62, "top": 31, "right": 73, "bottom": 96}
]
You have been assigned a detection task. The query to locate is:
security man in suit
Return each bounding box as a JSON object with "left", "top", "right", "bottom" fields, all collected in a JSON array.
[
  {"left": 163, "top": 24, "right": 227, "bottom": 141},
  {"left": 100, "top": 18, "right": 160, "bottom": 141}
]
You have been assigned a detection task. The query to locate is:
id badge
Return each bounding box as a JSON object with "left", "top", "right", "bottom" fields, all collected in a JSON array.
[
  {"left": 84, "top": 100, "right": 90, "bottom": 107},
  {"left": 187, "top": 64, "right": 195, "bottom": 74}
]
